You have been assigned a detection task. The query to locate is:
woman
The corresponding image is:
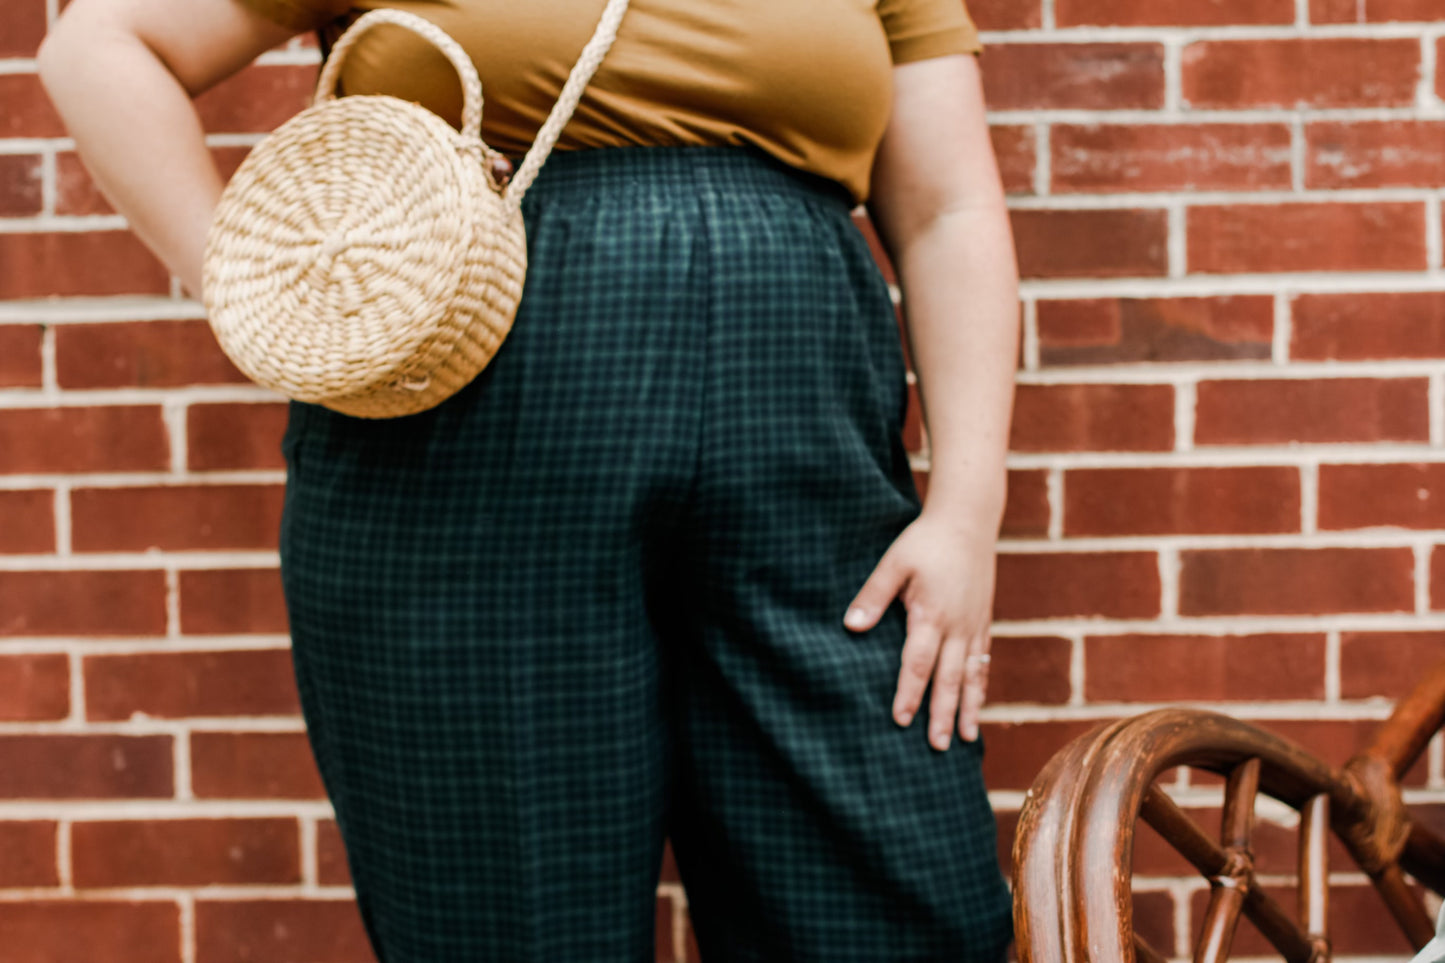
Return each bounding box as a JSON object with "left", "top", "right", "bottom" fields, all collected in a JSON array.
[{"left": 39, "top": 1, "right": 1019, "bottom": 959}]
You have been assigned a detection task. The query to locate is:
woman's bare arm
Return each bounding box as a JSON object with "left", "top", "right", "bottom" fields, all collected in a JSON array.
[
  {"left": 38, "top": 0, "right": 298, "bottom": 296},
  {"left": 846, "top": 54, "right": 1018, "bottom": 749}
]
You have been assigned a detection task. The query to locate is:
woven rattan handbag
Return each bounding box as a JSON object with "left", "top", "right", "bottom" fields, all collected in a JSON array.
[{"left": 203, "top": 1, "right": 629, "bottom": 419}]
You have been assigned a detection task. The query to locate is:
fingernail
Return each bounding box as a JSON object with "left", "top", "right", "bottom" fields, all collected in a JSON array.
[
  {"left": 894, "top": 704, "right": 912, "bottom": 726},
  {"left": 962, "top": 723, "right": 979, "bottom": 742},
  {"left": 844, "top": 607, "right": 869, "bottom": 630},
  {"left": 932, "top": 729, "right": 951, "bottom": 750}
]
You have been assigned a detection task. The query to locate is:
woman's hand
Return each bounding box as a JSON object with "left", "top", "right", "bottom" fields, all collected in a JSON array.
[
  {"left": 856, "top": 53, "right": 1017, "bottom": 752},
  {"left": 844, "top": 508, "right": 997, "bottom": 750}
]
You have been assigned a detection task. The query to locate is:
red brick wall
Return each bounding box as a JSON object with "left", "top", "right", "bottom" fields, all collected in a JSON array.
[
  {"left": 968, "top": 0, "right": 1445, "bottom": 956},
  {"left": 3, "top": 0, "right": 1444, "bottom": 959}
]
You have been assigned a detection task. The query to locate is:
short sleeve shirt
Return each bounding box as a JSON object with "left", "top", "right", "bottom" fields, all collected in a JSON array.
[{"left": 237, "top": 0, "right": 981, "bottom": 201}]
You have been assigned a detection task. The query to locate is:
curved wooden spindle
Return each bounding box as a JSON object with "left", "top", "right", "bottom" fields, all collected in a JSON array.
[
  {"left": 1373, "top": 862, "right": 1434, "bottom": 946},
  {"left": 1011, "top": 658, "right": 1445, "bottom": 963},
  {"left": 1138, "top": 772, "right": 1315, "bottom": 961},
  {"left": 1298, "top": 793, "right": 1331, "bottom": 962},
  {"left": 1402, "top": 820, "right": 1445, "bottom": 894},
  {"left": 1195, "top": 759, "right": 1262, "bottom": 963}
]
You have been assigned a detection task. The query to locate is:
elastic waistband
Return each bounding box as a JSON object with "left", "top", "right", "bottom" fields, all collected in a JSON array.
[{"left": 519, "top": 146, "right": 856, "bottom": 210}]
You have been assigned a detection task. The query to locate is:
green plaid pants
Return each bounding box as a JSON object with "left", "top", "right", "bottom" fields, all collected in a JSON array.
[{"left": 280, "top": 147, "right": 1012, "bottom": 962}]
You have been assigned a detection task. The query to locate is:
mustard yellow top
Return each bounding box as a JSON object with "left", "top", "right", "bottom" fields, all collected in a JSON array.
[{"left": 238, "top": 0, "right": 981, "bottom": 202}]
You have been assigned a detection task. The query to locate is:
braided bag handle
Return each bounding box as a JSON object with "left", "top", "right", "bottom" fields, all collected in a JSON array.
[{"left": 311, "top": 0, "right": 631, "bottom": 206}]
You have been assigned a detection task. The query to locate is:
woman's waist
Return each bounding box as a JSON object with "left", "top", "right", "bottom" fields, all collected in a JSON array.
[{"left": 514, "top": 146, "right": 856, "bottom": 215}]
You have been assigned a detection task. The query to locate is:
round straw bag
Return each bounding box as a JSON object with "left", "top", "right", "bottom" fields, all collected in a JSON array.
[{"left": 203, "top": 2, "right": 629, "bottom": 419}]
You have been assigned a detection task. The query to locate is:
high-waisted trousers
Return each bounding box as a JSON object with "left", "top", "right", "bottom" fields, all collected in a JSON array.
[{"left": 279, "top": 146, "right": 1013, "bottom": 962}]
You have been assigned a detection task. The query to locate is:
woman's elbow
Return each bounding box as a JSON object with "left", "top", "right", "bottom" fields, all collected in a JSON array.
[
  {"left": 35, "top": 20, "right": 73, "bottom": 92},
  {"left": 37, "top": 11, "right": 106, "bottom": 98}
]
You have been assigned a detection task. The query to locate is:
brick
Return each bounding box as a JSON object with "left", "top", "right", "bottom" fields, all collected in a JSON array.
[
  {"left": 981, "top": 719, "right": 1110, "bottom": 789},
  {"left": 316, "top": 819, "right": 352, "bottom": 885},
  {"left": 1320, "top": 463, "right": 1445, "bottom": 530},
  {"left": 56, "top": 146, "right": 253, "bottom": 217},
  {"left": 1312, "top": 0, "right": 1445, "bottom": 21},
  {"left": 655, "top": 895, "right": 674, "bottom": 962},
  {"left": 968, "top": 0, "right": 1042, "bottom": 29},
  {"left": 55, "top": 320, "right": 244, "bottom": 389},
  {"left": 1010, "top": 384, "right": 1174, "bottom": 452},
  {"left": 851, "top": 212, "right": 896, "bottom": 284},
  {"left": 1001, "top": 469, "right": 1049, "bottom": 538},
  {"left": 0, "top": 489, "right": 55, "bottom": 553},
  {"left": 1292, "top": 291, "right": 1445, "bottom": 361},
  {"left": 990, "top": 125, "right": 1036, "bottom": 195},
  {"left": 0, "top": 324, "right": 43, "bottom": 387},
  {"left": 71, "top": 484, "right": 285, "bottom": 552},
  {"left": 990, "top": 636, "right": 1072, "bottom": 704},
  {"left": 0, "top": 75, "right": 64, "bottom": 138},
  {"left": 84, "top": 649, "right": 300, "bottom": 721},
  {"left": 982, "top": 43, "right": 1165, "bottom": 110},
  {"left": 1039, "top": 296, "right": 1273, "bottom": 365},
  {"left": 1013, "top": 208, "right": 1169, "bottom": 278},
  {"left": 0, "top": 570, "right": 167, "bottom": 637},
  {"left": 179, "top": 568, "right": 290, "bottom": 635},
  {"left": 1432, "top": 546, "right": 1445, "bottom": 613},
  {"left": 1188, "top": 202, "right": 1427, "bottom": 274},
  {"left": 1308, "top": 121, "right": 1445, "bottom": 189},
  {"left": 195, "top": 64, "right": 315, "bottom": 133},
  {"left": 994, "top": 808, "right": 1018, "bottom": 872},
  {"left": 73, "top": 818, "right": 300, "bottom": 887},
  {"left": 188, "top": 403, "right": 290, "bottom": 472},
  {"left": 0, "top": 654, "right": 69, "bottom": 720},
  {"left": 995, "top": 552, "right": 1161, "bottom": 620},
  {"left": 1341, "top": 631, "right": 1445, "bottom": 699},
  {"left": 0, "top": 406, "right": 168, "bottom": 474},
  {"left": 195, "top": 899, "right": 374, "bottom": 963},
  {"left": 903, "top": 380, "right": 923, "bottom": 452},
  {"left": 683, "top": 910, "right": 701, "bottom": 962},
  {"left": 191, "top": 732, "right": 325, "bottom": 799},
  {"left": 0, "top": 0, "right": 47, "bottom": 56},
  {"left": 912, "top": 468, "right": 931, "bottom": 502},
  {"left": 1195, "top": 378, "right": 1429, "bottom": 445},
  {"left": 0, "top": 154, "right": 43, "bottom": 216},
  {"left": 0, "top": 821, "right": 59, "bottom": 886},
  {"left": 1064, "top": 466, "right": 1300, "bottom": 536},
  {"left": 1179, "top": 548, "right": 1415, "bottom": 616},
  {"left": 1061, "top": 0, "right": 1293, "bottom": 23},
  {"left": 1085, "top": 634, "right": 1325, "bottom": 702},
  {"left": 54, "top": 153, "right": 111, "bottom": 217},
  {"left": 0, "top": 901, "right": 181, "bottom": 963},
  {"left": 0, "top": 735, "right": 173, "bottom": 798},
  {"left": 0, "top": 232, "right": 170, "bottom": 299},
  {"left": 1052, "top": 123, "right": 1291, "bottom": 193},
  {"left": 1130, "top": 892, "right": 1174, "bottom": 958},
  {"left": 1182, "top": 38, "right": 1420, "bottom": 108}
]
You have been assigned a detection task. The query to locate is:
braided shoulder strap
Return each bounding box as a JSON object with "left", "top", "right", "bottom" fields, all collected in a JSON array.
[
  {"left": 313, "top": 0, "right": 632, "bottom": 207},
  {"left": 509, "top": 0, "right": 631, "bottom": 202}
]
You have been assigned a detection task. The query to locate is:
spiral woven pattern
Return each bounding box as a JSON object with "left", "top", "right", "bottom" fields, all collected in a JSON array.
[
  {"left": 204, "top": 94, "right": 526, "bottom": 419},
  {"left": 200, "top": 3, "right": 630, "bottom": 419}
]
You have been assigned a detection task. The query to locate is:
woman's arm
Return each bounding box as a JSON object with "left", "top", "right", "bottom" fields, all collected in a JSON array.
[
  {"left": 845, "top": 54, "right": 1018, "bottom": 750},
  {"left": 38, "top": 0, "right": 298, "bottom": 296}
]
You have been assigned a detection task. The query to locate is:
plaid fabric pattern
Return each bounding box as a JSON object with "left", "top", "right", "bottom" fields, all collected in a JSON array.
[{"left": 280, "top": 147, "right": 1013, "bottom": 963}]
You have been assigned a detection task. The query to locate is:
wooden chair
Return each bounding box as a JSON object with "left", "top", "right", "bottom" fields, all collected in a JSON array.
[{"left": 1012, "top": 662, "right": 1445, "bottom": 962}]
